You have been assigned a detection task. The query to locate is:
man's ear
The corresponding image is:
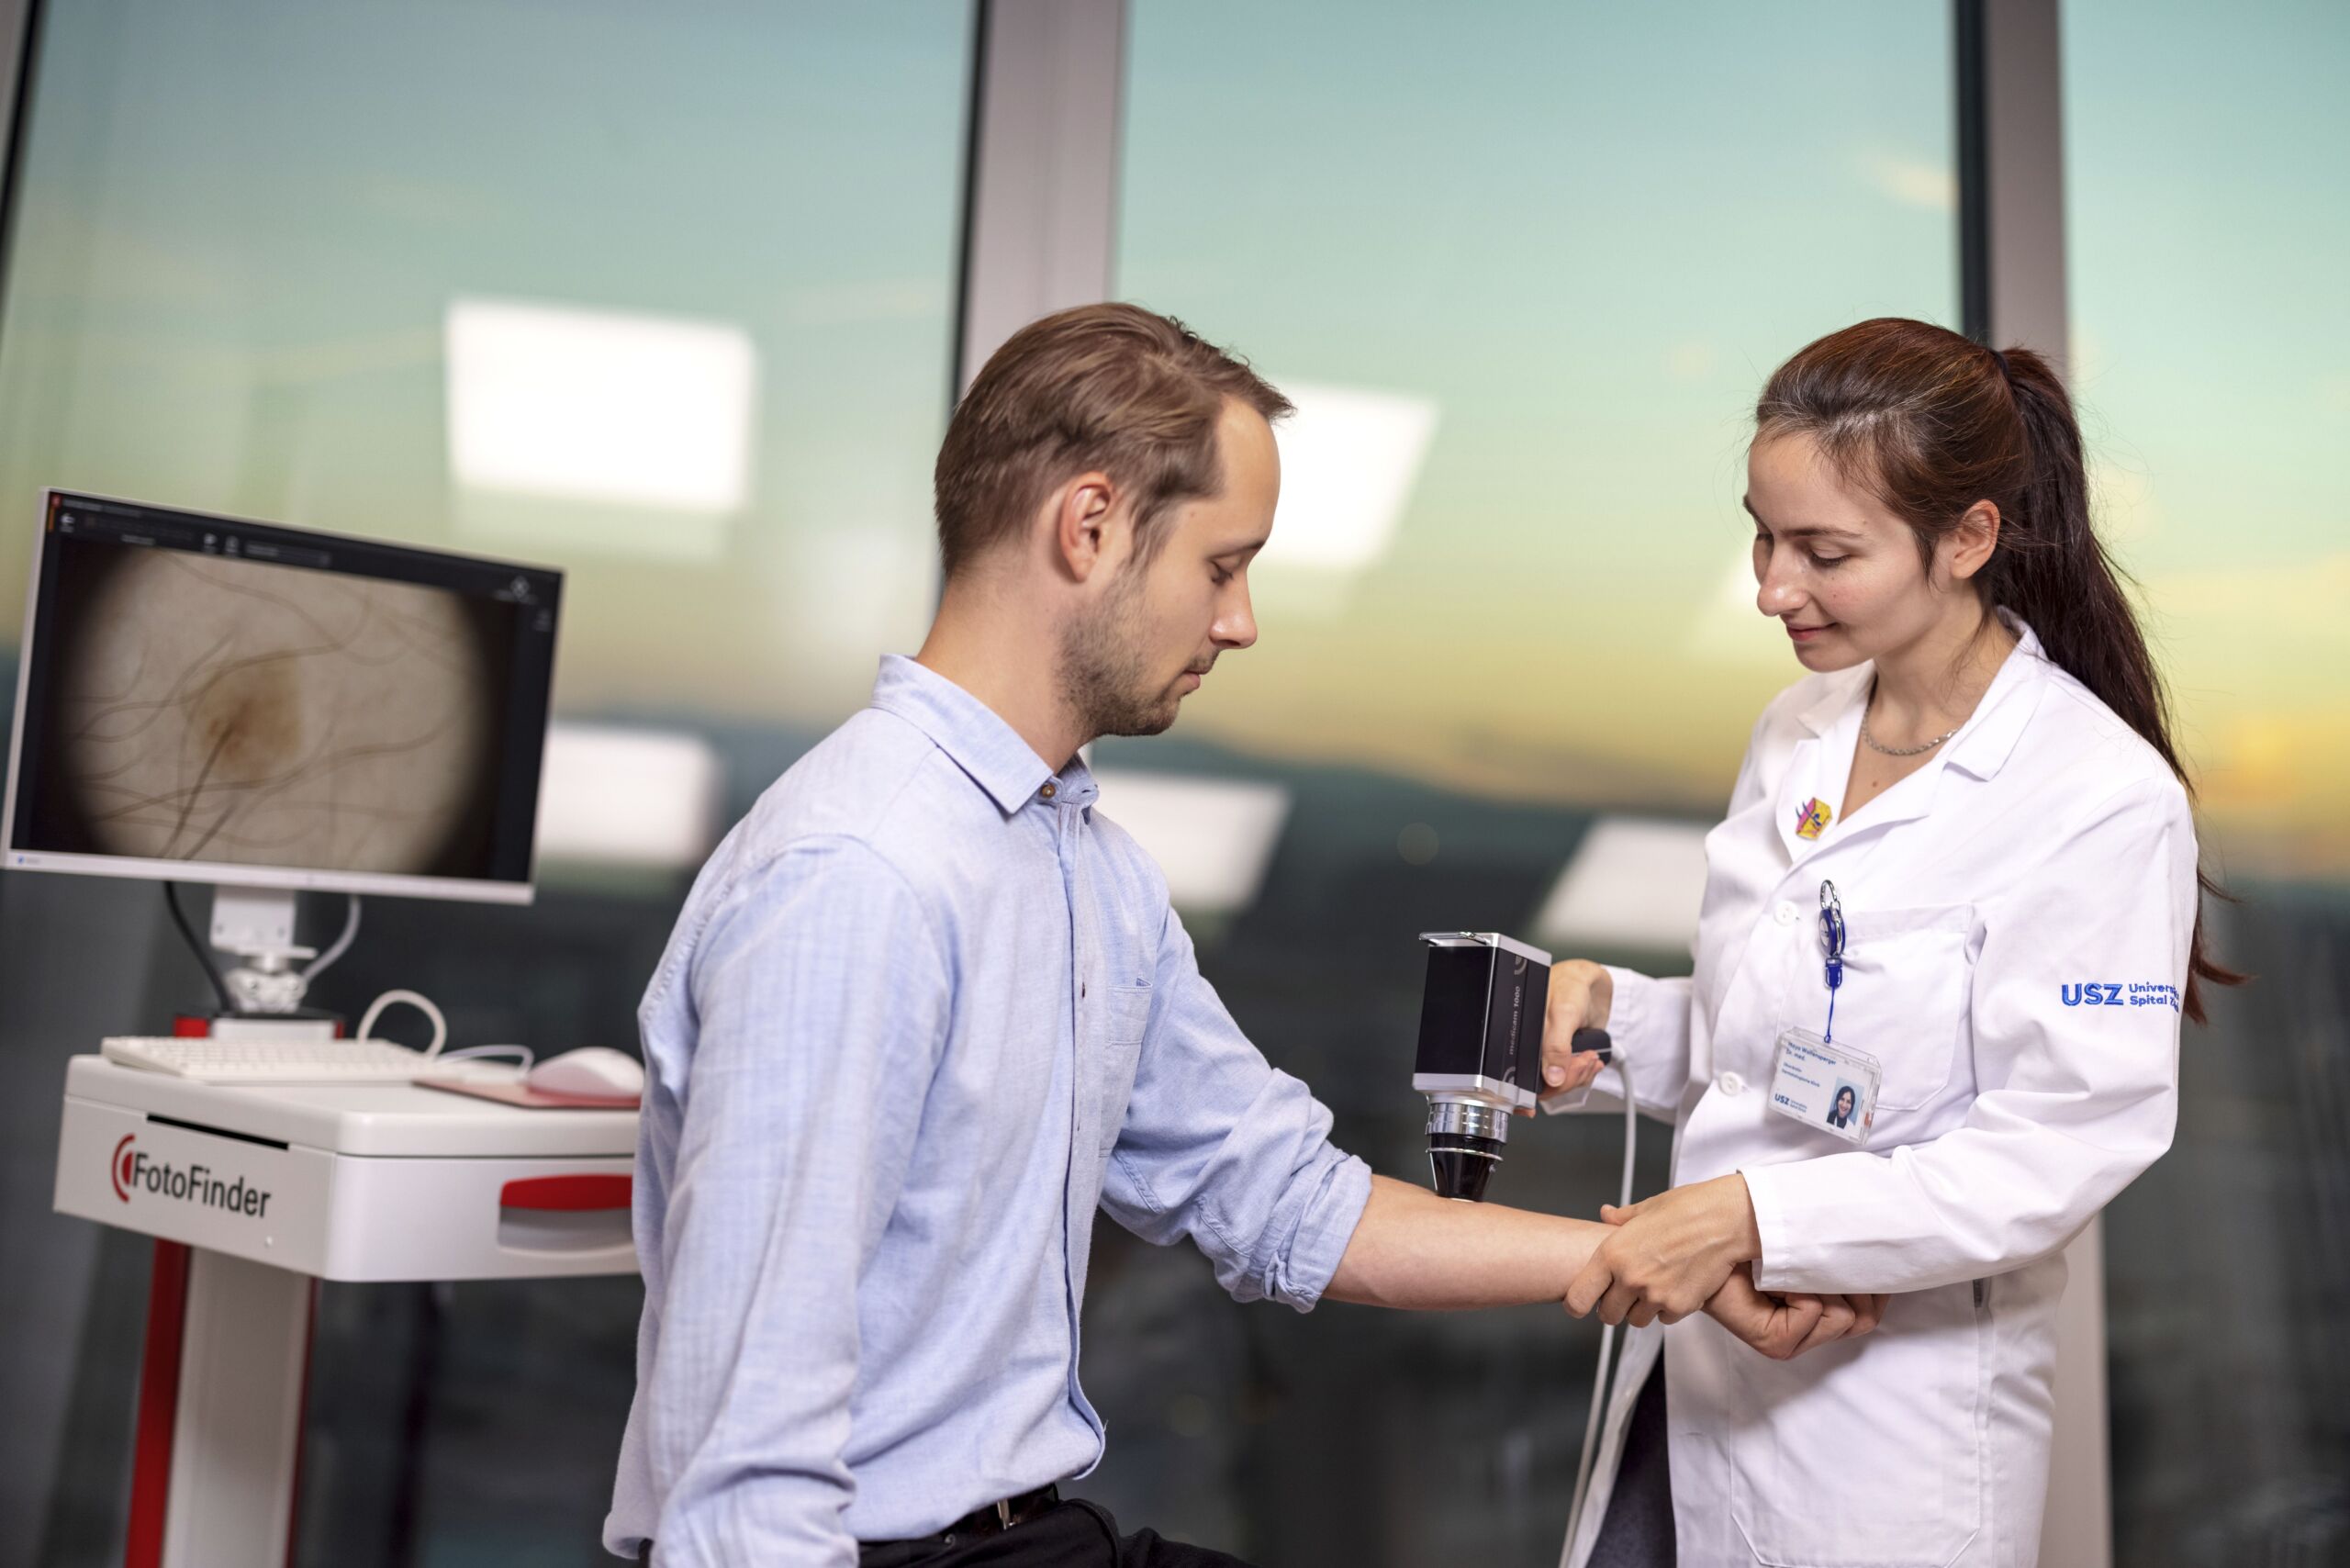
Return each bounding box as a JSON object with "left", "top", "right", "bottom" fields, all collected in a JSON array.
[
  {"left": 1052, "top": 471, "right": 1119, "bottom": 583},
  {"left": 1944, "top": 499, "right": 2002, "bottom": 583}
]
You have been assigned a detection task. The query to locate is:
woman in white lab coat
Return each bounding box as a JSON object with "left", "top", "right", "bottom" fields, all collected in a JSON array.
[{"left": 1538, "top": 318, "right": 2234, "bottom": 1568}]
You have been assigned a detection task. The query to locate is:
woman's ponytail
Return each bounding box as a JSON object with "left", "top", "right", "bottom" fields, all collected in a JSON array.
[
  {"left": 1980, "top": 352, "right": 2169, "bottom": 774},
  {"left": 1758, "top": 319, "right": 2243, "bottom": 1023}
]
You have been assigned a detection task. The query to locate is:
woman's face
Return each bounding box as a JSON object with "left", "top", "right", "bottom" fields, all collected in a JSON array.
[
  {"left": 1835, "top": 1087, "right": 1856, "bottom": 1117},
  {"left": 1746, "top": 431, "right": 1966, "bottom": 674}
]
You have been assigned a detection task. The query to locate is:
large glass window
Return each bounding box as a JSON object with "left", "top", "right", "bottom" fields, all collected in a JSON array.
[
  {"left": 1116, "top": 2, "right": 1955, "bottom": 804},
  {"left": 0, "top": 5, "right": 972, "bottom": 1562},
  {"left": 2065, "top": 6, "right": 2350, "bottom": 1564},
  {"left": 0, "top": 1, "right": 968, "bottom": 726},
  {"left": 1095, "top": 5, "right": 1955, "bottom": 1562}
]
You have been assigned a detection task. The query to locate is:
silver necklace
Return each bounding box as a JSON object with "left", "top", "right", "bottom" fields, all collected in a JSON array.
[{"left": 1861, "top": 679, "right": 1962, "bottom": 756}]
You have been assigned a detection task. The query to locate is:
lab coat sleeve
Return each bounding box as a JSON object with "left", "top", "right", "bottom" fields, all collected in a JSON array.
[
  {"left": 1743, "top": 776, "right": 2193, "bottom": 1294},
  {"left": 1544, "top": 967, "right": 1693, "bottom": 1121},
  {"left": 1550, "top": 709, "right": 1774, "bottom": 1125}
]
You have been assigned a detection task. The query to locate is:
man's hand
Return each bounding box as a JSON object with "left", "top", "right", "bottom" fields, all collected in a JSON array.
[
  {"left": 1701, "top": 1266, "right": 1889, "bottom": 1360},
  {"left": 1532, "top": 959, "right": 1614, "bottom": 1112},
  {"left": 1563, "top": 1174, "right": 1762, "bottom": 1327}
]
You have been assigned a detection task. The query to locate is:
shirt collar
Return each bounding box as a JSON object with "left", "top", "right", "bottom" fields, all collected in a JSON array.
[
  {"left": 1791, "top": 611, "right": 2046, "bottom": 782},
  {"left": 867, "top": 655, "right": 1095, "bottom": 815}
]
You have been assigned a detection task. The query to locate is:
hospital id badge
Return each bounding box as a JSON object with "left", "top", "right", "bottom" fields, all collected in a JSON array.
[{"left": 1768, "top": 1026, "right": 1881, "bottom": 1146}]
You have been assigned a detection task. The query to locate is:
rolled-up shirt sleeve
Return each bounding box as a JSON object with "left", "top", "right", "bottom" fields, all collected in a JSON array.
[
  {"left": 643, "top": 838, "right": 948, "bottom": 1565},
  {"left": 1098, "top": 902, "right": 1372, "bottom": 1311},
  {"left": 1742, "top": 777, "right": 2192, "bottom": 1294}
]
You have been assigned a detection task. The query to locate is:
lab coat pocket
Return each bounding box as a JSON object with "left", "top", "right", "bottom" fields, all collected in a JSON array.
[
  {"left": 1798, "top": 903, "right": 1975, "bottom": 1112},
  {"left": 1093, "top": 983, "right": 1153, "bottom": 1151},
  {"left": 1728, "top": 1280, "right": 1987, "bottom": 1567}
]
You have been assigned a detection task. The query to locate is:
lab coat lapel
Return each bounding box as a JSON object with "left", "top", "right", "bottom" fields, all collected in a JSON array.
[
  {"left": 1799, "top": 623, "right": 2053, "bottom": 860},
  {"left": 1775, "top": 666, "right": 1870, "bottom": 865},
  {"left": 1941, "top": 622, "right": 2049, "bottom": 784},
  {"left": 1829, "top": 743, "right": 1943, "bottom": 841}
]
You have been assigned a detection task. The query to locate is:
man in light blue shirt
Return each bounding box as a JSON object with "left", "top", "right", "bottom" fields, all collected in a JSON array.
[{"left": 606, "top": 305, "right": 1837, "bottom": 1567}]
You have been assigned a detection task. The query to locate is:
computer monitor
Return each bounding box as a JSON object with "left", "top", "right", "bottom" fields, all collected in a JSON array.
[{"left": 4, "top": 489, "right": 561, "bottom": 907}]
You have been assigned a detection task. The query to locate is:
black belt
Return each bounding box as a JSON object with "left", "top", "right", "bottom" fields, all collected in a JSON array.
[
  {"left": 865, "top": 1484, "right": 1060, "bottom": 1552},
  {"left": 638, "top": 1482, "right": 1064, "bottom": 1565}
]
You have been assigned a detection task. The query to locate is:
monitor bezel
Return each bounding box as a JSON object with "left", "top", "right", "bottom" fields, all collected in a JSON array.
[{"left": 4, "top": 487, "right": 560, "bottom": 907}]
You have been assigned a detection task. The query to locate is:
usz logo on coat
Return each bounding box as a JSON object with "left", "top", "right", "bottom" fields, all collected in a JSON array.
[{"left": 2061, "top": 980, "right": 2181, "bottom": 1011}]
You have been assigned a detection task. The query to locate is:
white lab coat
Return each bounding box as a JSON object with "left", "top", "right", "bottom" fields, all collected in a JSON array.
[{"left": 1561, "top": 621, "right": 2195, "bottom": 1568}]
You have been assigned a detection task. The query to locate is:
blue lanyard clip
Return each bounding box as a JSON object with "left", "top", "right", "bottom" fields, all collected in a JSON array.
[
  {"left": 1818, "top": 880, "right": 1846, "bottom": 1041},
  {"left": 1818, "top": 880, "right": 1846, "bottom": 991}
]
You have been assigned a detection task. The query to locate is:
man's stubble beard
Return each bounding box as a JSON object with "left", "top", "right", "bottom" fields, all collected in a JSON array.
[{"left": 1059, "top": 559, "right": 1182, "bottom": 740}]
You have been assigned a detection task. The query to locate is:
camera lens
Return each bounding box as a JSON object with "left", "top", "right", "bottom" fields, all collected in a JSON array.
[
  {"left": 1424, "top": 1098, "right": 1510, "bottom": 1201},
  {"left": 1427, "top": 1133, "right": 1504, "bottom": 1202}
]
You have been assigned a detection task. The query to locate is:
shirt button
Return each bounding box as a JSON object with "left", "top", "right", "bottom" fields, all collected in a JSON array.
[
  {"left": 1775, "top": 902, "right": 1798, "bottom": 925},
  {"left": 1718, "top": 1071, "right": 1746, "bottom": 1096},
  {"left": 1040, "top": 781, "right": 1058, "bottom": 801}
]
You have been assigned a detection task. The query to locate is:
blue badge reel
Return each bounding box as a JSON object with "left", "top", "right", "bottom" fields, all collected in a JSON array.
[{"left": 1768, "top": 879, "right": 1883, "bottom": 1146}]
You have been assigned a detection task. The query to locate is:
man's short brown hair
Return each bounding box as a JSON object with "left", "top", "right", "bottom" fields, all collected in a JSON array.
[{"left": 933, "top": 303, "right": 1292, "bottom": 578}]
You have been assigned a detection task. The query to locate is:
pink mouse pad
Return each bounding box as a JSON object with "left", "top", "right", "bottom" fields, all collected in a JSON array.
[{"left": 417, "top": 1075, "right": 641, "bottom": 1110}]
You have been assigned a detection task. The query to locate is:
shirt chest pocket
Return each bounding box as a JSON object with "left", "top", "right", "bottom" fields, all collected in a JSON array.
[
  {"left": 1090, "top": 982, "right": 1154, "bottom": 1151},
  {"left": 1785, "top": 902, "right": 1975, "bottom": 1112}
]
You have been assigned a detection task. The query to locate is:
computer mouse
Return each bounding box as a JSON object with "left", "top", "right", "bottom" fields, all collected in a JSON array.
[{"left": 526, "top": 1047, "right": 645, "bottom": 1101}]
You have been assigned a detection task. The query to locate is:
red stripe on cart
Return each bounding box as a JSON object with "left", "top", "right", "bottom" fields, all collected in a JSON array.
[
  {"left": 125, "top": 1239, "right": 192, "bottom": 1568},
  {"left": 498, "top": 1173, "right": 632, "bottom": 1212}
]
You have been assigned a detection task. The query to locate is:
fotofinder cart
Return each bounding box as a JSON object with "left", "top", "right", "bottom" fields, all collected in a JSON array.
[
  {"left": 4, "top": 491, "right": 603, "bottom": 1566},
  {"left": 54, "top": 1058, "right": 638, "bottom": 1568}
]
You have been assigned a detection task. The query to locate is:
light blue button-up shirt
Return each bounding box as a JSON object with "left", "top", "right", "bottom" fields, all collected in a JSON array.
[{"left": 604, "top": 655, "right": 1372, "bottom": 1564}]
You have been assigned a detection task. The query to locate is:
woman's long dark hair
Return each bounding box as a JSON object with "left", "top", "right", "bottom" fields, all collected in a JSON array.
[{"left": 1756, "top": 317, "right": 2241, "bottom": 1024}]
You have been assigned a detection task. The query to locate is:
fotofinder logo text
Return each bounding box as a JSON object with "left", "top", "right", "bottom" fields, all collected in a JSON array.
[{"left": 110, "top": 1135, "right": 274, "bottom": 1216}]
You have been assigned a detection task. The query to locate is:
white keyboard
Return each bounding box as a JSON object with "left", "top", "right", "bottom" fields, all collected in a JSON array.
[{"left": 101, "top": 1035, "right": 435, "bottom": 1084}]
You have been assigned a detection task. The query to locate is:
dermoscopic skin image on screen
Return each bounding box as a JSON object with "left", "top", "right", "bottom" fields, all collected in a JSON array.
[{"left": 8, "top": 497, "right": 559, "bottom": 887}]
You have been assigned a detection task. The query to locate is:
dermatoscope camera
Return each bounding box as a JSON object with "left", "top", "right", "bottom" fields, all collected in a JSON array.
[{"left": 1413, "top": 932, "right": 1611, "bottom": 1202}]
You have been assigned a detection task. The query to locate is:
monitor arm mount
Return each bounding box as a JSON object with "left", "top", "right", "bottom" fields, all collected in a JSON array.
[{"left": 207, "top": 885, "right": 365, "bottom": 1015}]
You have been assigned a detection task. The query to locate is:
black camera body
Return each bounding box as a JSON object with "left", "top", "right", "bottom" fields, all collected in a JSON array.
[
  {"left": 1412, "top": 932, "right": 1609, "bottom": 1201},
  {"left": 1413, "top": 933, "right": 1548, "bottom": 1201}
]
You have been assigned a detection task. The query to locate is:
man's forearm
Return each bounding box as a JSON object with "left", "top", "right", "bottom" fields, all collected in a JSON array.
[
  {"left": 1323, "top": 1174, "right": 1607, "bottom": 1310},
  {"left": 1320, "top": 1177, "right": 1884, "bottom": 1363}
]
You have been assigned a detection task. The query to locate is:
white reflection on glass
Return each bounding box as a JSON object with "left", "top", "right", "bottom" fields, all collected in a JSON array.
[
  {"left": 1091, "top": 768, "right": 1291, "bottom": 917},
  {"left": 1263, "top": 381, "right": 1438, "bottom": 576},
  {"left": 533, "top": 722, "right": 723, "bottom": 870},
  {"left": 1684, "top": 544, "right": 1781, "bottom": 665},
  {"left": 445, "top": 298, "right": 758, "bottom": 561},
  {"left": 1531, "top": 814, "right": 1710, "bottom": 956},
  {"left": 1858, "top": 146, "right": 1958, "bottom": 211}
]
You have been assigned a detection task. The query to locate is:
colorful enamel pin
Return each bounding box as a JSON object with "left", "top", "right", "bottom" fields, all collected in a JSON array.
[{"left": 1794, "top": 797, "right": 1832, "bottom": 840}]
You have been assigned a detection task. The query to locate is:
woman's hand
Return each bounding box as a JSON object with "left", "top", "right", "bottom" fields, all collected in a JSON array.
[
  {"left": 1564, "top": 1173, "right": 1762, "bottom": 1326},
  {"left": 1700, "top": 1266, "right": 1890, "bottom": 1360},
  {"left": 1534, "top": 959, "right": 1614, "bottom": 1110}
]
